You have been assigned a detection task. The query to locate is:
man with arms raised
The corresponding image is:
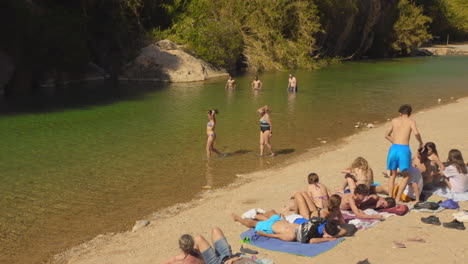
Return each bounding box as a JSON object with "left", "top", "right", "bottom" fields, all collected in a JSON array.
[{"left": 385, "top": 104, "right": 423, "bottom": 203}]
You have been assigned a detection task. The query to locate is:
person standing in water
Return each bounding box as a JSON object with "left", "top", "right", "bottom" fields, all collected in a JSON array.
[
  {"left": 288, "top": 73, "right": 297, "bottom": 92},
  {"left": 258, "top": 105, "right": 275, "bottom": 156},
  {"left": 206, "top": 110, "right": 222, "bottom": 159},
  {"left": 225, "top": 75, "right": 236, "bottom": 90},
  {"left": 251, "top": 76, "right": 263, "bottom": 90},
  {"left": 385, "top": 104, "right": 423, "bottom": 203}
]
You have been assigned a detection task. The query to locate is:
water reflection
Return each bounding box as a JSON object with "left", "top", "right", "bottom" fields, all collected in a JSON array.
[
  {"left": 287, "top": 92, "right": 296, "bottom": 114},
  {"left": 203, "top": 160, "right": 213, "bottom": 189}
]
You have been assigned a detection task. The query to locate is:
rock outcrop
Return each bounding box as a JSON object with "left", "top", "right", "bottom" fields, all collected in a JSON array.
[
  {"left": 121, "top": 40, "right": 228, "bottom": 82},
  {"left": 416, "top": 46, "right": 468, "bottom": 56}
]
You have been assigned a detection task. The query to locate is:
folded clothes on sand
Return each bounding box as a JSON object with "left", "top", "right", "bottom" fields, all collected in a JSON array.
[{"left": 240, "top": 229, "right": 343, "bottom": 257}]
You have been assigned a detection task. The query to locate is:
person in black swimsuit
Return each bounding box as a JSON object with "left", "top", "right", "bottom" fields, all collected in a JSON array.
[{"left": 257, "top": 105, "right": 275, "bottom": 156}]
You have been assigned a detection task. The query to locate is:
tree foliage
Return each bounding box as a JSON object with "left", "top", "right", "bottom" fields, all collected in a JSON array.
[
  {"left": 164, "top": 0, "right": 322, "bottom": 71},
  {"left": 391, "top": 0, "right": 432, "bottom": 55},
  {"left": 416, "top": 0, "right": 468, "bottom": 40}
]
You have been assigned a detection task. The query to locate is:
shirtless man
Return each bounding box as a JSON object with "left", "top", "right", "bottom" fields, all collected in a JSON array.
[
  {"left": 162, "top": 234, "right": 204, "bottom": 264},
  {"left": 288, "top": 73, "right": 297, "bottom": 92},
  {"left": 251, "top": 76, "right": 263, "bottom": 90},
  {"left": 338, "top": 184, "right": 384, "bottom": 220},
  {"left": 232, "top": 210, "right": 342, "bottom": 244},
  {"left": 385, "top": 104, "right": 423, "bottom": 203},
  {"left": 225, "top": 75, "right": 236, "bottom": 90}
]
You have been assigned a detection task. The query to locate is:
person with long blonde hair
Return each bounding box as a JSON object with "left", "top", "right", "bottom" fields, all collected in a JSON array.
[
  {"left": 206, "top": 109, "right": 222, "bottom": 159},
  {"left": 257, "top": 105, "right": 275, "bottom": 156},
  {"left": 340, "top": 157, "right": 374, "bottom": 193}
]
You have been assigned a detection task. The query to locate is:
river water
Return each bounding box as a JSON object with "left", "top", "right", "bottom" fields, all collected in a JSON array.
[{"left": 1, "top": 56, "right": 467, "bottom": 263}]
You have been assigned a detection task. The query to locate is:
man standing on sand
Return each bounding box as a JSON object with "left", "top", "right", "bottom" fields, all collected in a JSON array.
[
  {"left": 251, "top": 76, "right": 262, "bottom": 90},
  {"left": 288, "top": 73, "right": 297, "bottom": 92},
  {"left": 225, "top": 75, "right": 236, "bottom": 90},
  {"left": 385, "top": 104, "right": 423, "bottom": 203}
]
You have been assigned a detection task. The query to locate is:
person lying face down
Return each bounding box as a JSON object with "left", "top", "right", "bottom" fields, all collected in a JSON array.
[
  {"left": 232, "top": 210, "right": 345, "bottom": 244},
  {"left": 338, "top": 184, "right": 395, "bottom": 220}
]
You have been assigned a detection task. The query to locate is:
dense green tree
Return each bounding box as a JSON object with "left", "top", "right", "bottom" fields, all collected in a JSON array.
[{"left": 391, "top": 0, "right": 432, "bottom": 55}]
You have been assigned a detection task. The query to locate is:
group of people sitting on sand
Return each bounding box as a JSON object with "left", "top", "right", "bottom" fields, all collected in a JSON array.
[{"left": 164, "top": 104, "right": 468, "bottom": 264}]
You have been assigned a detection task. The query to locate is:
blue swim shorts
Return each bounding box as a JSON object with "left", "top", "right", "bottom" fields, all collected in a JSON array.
[
  {"left": 255, "top": 214, "right": 282, "bottom": 234},
  {"left": 386, "top": 144, "right": 411, "bottom": 172}
]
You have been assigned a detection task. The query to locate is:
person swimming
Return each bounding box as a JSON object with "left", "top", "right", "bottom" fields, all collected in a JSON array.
[
  {"left": 206, "top": 110, "right": 222, "bottom": 159},
  {"left": 257, "top": 105, "right": 274, "bottom": 156}
]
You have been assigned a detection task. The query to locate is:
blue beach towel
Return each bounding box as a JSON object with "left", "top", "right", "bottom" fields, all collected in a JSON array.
[{"left": 240, "top": 229, "right": 343, "bottom": 257}]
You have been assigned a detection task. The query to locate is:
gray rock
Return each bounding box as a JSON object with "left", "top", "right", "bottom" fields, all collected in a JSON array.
[
  {"left": 121, "top": 39, "right": 228, "bottom": 82},
  {"left": 132, "top": 220, "right": 150, "bottom": 232},
  {"left": 156, "top": 39, "right": 178, "bottom": 50}
]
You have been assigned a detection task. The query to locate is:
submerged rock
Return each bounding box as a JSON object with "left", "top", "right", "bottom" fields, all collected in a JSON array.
[
  {"left": 122, "top": 39, "right": 228, "bottom": 82},
  {"left": 132, "top": 220, "right": 150, "bottom": 232}
]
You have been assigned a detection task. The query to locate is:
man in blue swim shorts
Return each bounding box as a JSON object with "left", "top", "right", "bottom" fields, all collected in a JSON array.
[{"left": 385, "top": 104, "right": 423, "bottom": 203}]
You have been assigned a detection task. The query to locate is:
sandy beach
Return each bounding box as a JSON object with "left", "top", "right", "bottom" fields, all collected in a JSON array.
[{"left": 53, "top": 98, "right": 468, "bottom": 264}]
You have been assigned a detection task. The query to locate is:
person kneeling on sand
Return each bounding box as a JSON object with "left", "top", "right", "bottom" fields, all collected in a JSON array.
[
  {"left": 338, "top": 184, "right": 389, "bottom": 220},
  {"left": 232, "top": 210, "right": 344, "bottom": 244},
  {"left": 374, "top": 167, "right": 423, "bottom": 204},
  {"left": 162, "top": 234, "right": 204, "bottom": 264}
]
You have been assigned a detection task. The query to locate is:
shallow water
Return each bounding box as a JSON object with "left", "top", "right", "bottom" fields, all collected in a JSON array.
[{"left": 1, "top": 56, "right": 468, "bottom": 263}]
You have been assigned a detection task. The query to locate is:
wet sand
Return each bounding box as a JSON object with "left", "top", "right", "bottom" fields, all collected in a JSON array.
[{"left": 52, "top": 98, "right": 468, "bottom": 264}]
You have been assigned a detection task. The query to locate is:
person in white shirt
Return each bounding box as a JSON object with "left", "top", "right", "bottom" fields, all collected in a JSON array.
[{"left": 441, "top": 149, "right": 468, "bottom": 193}]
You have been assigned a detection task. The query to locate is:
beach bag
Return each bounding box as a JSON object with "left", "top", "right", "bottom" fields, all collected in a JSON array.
[
  {"left": 439, "top": 199, "right": 459, "bottom": 209},
  {"left": 378, "top": 204, "right": 409, "bottom": 216}
]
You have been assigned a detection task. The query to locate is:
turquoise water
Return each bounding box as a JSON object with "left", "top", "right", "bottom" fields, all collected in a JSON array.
[{"left": 1, "top": 56, "right": 467, "bottom": 263}]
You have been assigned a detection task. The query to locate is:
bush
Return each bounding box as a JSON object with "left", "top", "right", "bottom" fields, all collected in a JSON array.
[{"left": 391, "top": 0, "right": 432, "bottom": 55}]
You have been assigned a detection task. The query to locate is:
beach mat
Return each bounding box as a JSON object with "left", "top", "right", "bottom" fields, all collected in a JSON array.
[
  {"left": 240, "top": 229, "right": 343, "bottom": 257},
  {"left": 430, "top": 187, "right": 468, "bottom": 202}
]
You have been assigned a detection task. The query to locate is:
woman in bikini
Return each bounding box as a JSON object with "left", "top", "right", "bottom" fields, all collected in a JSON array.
[
  {"left": 290, "top": 173, "right": 331, "bottom": 213},
  {"left": 340, "top": 157, "right": 374, "bottom": 194},
  {"left": 257, "top": 105, "right": 275, "bottom": 156},
  {"left": 206, "top": 110, "right": 222, "bottom": 159},
  {"left": 293, "top": 193, "right": 345, "bottom": 224}
]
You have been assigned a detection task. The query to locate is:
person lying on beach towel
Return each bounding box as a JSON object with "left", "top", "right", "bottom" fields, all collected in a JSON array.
[
  {"left": 232, "top": 210, "right": 345, "bottom": 244},
  {"left": 338, "top": 184, "right": 393, "bottom": 220},
  {"left": 192, "top": 227, "right": 257, "bottom": 264}
]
